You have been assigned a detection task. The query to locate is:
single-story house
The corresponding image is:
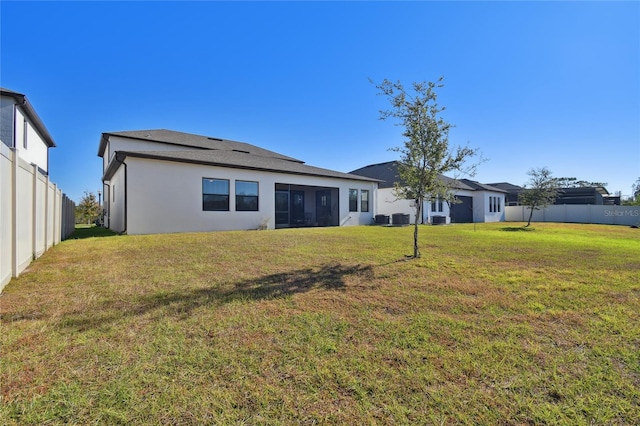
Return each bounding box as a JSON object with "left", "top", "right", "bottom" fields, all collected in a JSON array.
[
  {"left": 350, "top": 161, "right": 506, "bottom": 224},
  {"left": 98, "top": 129, "right": 379, "bottom": 235}
]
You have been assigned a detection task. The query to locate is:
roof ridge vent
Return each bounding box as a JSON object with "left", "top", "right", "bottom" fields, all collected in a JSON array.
[{"left": 207, "top": 137, "right": 223, "bottom": 141}]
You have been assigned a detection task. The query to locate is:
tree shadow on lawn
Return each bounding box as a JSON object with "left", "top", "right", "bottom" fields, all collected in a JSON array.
[
  {"left": 501, "top": 226, "right": 535, "bottom": 232},
  {"left": 57, "top": 263, "right": 373, "bottom": 332},
  {"left": 68, "top": 226, "right": 117, "bottom": 239}
]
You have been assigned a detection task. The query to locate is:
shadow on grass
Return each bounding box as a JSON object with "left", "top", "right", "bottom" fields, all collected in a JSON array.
[
  {"left": 68, "top": 226, "right": 117, "bottom": 239},
  {"left": 56, "top": 263, "right": 373, "bottom": 332},
  {"left": 501, "top": 226, "right": 535, "bottom": 232}
]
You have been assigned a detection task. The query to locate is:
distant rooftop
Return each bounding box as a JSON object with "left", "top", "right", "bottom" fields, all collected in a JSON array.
[{"left": 351, "top": 161, "right": 503, "bottom": 192}]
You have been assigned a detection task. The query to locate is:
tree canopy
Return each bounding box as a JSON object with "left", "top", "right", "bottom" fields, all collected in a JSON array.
[
  {"left": 554, "top": 177, "right": 608, "bottom": 189},
  {"left": 623, "top": 177, "right": 640, "bottom": 206},
  {"left": 373, "top": 77, "right": 480, "bottom": 257},
  {"left": 77, "top": 191, "right": 101, "bottom": 225},
  {"left": 519, "top": 167, "right": 561, "bottom": 227}
]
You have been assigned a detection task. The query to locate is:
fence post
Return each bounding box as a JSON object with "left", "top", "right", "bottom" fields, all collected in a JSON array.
[
  {"left": 11, "top": 149, "right": 18, "bottom": 277},
  {"left": 55, "top": 186, "right": 61, "bottom": 244},
  {"left": 32, "top": 164, "right": 38, "bottom": 260},
  {"left": 46, "top": 173, "right": 50, "bottom": 250}
]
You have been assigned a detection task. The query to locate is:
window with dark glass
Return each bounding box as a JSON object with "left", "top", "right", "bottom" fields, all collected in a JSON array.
[
  {"left": 23, "top": 121, "right": 28, "bottom": 148},
  {"left": 361, "top": 190, "right": 369, "bottom": 212},
  {"left": 349, "top": 189, "right": 358, "bottom": 212},
  {"left": 203, "top": 178, "right": 229, "bottom": 211},
  {"left": 490, "top": 196, "right": 501, "bottom": 213},
  {"left": 236, "top": 180, "right": 259, "bottom": 211},
  {"left": 431, "top": 197, "right": 443, "bottom": 212}
]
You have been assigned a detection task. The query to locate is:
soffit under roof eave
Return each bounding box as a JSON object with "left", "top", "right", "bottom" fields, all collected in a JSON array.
[{"left": 101, "top": 152, "right": 127, "bottom": 182}]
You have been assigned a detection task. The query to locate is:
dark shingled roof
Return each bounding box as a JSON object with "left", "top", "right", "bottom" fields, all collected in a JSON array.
[
  {"left": 458, "top": 179, "right": 507, "bottom": 193},
  {"left": 486, "top": 182, "right": 525, "bottom": 192},
  {"left": 1, "top": 88, "right": 56, "bottom": 147},
  {"left": 98, "top": 129, "right": 302, "bottom": 163},
  {"left": 350, "top": 161, "right": 479, "bottom": 191},
  {"left": 100, "top": 129, "right": 379, "bottom": 183},
  {"left": 349, "top": 161, "right": 400, "bottom": 188}
]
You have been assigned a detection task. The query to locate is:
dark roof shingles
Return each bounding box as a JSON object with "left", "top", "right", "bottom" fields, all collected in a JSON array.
[
  {"left": 99, "top": 129, "right": 301, "bottom": 163},
  {"left": 101, "top": 130, "right": 379, "bottom": 183},
  {"left": 350, "top": 161, "right": 493, "bottom": 192}
]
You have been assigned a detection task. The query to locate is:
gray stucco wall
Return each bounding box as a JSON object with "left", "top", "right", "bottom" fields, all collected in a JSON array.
[{"left": 0, "top": 96, "right": 16, "bottom": 148}]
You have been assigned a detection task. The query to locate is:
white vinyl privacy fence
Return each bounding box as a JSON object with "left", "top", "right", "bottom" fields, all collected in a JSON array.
[
  {"left": 505, "top": 205, "right": 640, "bottom": 227},
  {"left": 1, "top": 144, "right": 75, "bottom": 291}
]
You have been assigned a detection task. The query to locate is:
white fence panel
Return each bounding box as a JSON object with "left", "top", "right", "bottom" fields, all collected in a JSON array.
[
  {"left": 16, "top": 159, "right": 34, "bottom": 276},
  {"left": 505, "top": 205, "right": 640, "bottom": 226},
  {"left": 35, "top": 170, "right": 47, "bottom": 258},
  {"left": 565, "top": 205, "right": 590, "bottom": 223},
  {"left": 46, "top": 180, "right": 56, "bottom": 249},
  {"left": 505, "top": 205, "right": 524, "bottom": 222},
  {"left": 0, "top": 146, "right": 75, "bottom": 292},
  {"left": 1, "top": 144, "right": 13, "bottom": 287}
]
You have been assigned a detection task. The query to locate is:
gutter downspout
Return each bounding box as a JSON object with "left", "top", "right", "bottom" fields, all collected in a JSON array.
[
  {"left": 122, "top": 159, "right": 127, "bottom": 235},
  {"left": 102, "top": 181, "right": 111, "bottom": 229},
  {"left": 108, "top": 152, "right": 128, "bottom": 234}
]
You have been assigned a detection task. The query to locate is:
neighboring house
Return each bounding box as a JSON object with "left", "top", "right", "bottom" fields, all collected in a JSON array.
[
  {"left": 98, "top": 129, "right": 379, "bottom": 235},
  {"left": 1, "top": 88, "right": 56, "bottom": 172},
  {"left": 488, "top": 182, "right": 619, "bottom": 206},
  {"left": 350, "top": 161, "right": 506, "bottom": 224}
]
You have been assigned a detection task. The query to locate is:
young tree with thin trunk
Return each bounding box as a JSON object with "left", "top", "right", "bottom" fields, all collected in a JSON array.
[
  {"left": 519, "top": 167, "right": 561, "bottom": 227},
  {"left": 373, "top": 77, "right": 480, "bottom": 258}
]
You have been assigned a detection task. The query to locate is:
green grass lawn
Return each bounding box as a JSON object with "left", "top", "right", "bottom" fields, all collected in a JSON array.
[
  {"left": 1, "top": 223, "right": 639, "bottom": 424},
  {"left": 67, "top": 224, "right": 117, "bottom": 239}
]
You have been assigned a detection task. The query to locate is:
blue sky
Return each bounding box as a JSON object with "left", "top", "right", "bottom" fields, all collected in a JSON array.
[{"left": 1, "top": 1, "right": 638, "bottom": 203}]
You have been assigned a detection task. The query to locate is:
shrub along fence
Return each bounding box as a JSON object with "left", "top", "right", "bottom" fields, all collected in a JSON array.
[
  {"left": 1, "top": 144, "right": 75, "bottom": 291},
  {"left": 505, "top": 204, "right": 640, "bottom": 226}
]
